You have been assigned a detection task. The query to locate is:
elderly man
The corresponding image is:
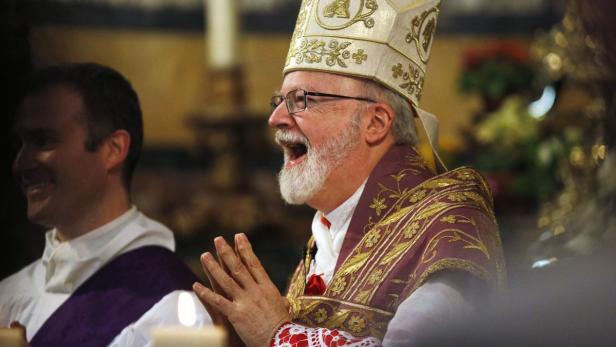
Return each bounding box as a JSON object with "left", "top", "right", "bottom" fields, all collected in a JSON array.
[
  {"left": 194, "top": 0, "right": 505, "bottom": 346},
  {"left": 0, "top": 63, "right": 210, "bottom": 346}
]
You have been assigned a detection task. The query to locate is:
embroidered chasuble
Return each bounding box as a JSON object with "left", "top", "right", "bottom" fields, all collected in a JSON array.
[
  {"left": 30, "top": 246, "right": 197, "bottom": 347},
  {"left": 286, "top": 145, "right": 506, "bottom": 340}
]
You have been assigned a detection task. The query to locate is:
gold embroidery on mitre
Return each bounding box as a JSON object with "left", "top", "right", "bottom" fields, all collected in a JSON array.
[
  {"left": 286, "top": 0, "right": 314, "bottom": 66},
  {"left": 405, "top": 7, "right": 439, "bottom": 63},
  {"left": 317, "top": 0, "right": 378, "bottom": 30},
  {"left": 293, "top": 39, "right": 368, "bottom": 68},
  {"left": 284, "top": 1, "right": 441, "bottom": 109},
  {"left": 323, "top": 0, "right": 350, "bottom": 18},
  {"left": 352, "top": 49, "right": 368, "bottom": 64},
  {"left": 391, "top": 62, "right": 425, "bottom": 100}
]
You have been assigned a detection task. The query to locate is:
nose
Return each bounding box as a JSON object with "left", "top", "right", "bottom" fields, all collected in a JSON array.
[
  {"left": 12, "top": 143, "right": 35, "bottom": 178},
  {"left": 268, "top": 102, "right": 296, "bottom": 130}
]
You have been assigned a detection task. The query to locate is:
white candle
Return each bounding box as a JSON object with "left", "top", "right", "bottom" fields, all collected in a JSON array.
[
  {"left": 152, "top": 292, "right": 226, "bottom": 347},
  {"left": 0, "top": 328, "right": 22, "bottom": 347},
  {"left": 205, "top": 0, "right": 239, "bottom": 69},
  {"left": 152, "top": 326, "right": 225, "bottom": 347}
]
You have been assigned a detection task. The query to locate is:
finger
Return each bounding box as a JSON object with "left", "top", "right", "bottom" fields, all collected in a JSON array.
[
  {"left": 201, "top": 253, "right": 226, "bottom": 296},
  {"left": 192, "top": 282, "right": 235, "bottom": 318},
  {"left": 215, "top": 236, "right": 258, "bottom": 290},
  {"left": 192, "top": 282, "right": 225, "bottom": 326},
  {"left": 200, "top": 251, "right": 242, "bottom": 298},
  {"left": 235, "top": 233, "right": 274, "bottom": 286}
]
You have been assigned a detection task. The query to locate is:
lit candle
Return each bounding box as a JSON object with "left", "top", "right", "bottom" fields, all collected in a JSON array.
[
  {"left": 204, "top": 0, "right": 239, "bottom": 69},
  {"left": 0, "top": 328, "right": 22, "bottom": 347},
  {"left": 152, "top": 292, "right": 226, "bottom": 347}
]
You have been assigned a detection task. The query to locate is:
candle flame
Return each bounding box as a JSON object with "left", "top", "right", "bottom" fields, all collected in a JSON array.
[{"left": 178, "top": 292, "right": 197, "bottom": 327}]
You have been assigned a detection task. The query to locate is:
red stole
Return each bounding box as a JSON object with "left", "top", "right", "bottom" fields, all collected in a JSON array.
[{"left": 286, "top": 145, "right": 506, "bottom": 340}]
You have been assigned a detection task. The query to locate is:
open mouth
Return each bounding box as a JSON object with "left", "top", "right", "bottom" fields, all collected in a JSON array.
[
  {"left": 276, "top": 131, "right": 310, "bottom": 167},
  {"left": 18, "top": 170, "right": 54, "bottom": 197},
  {"left": 286, "top": 142, "right": 307, "bottom": 161}
]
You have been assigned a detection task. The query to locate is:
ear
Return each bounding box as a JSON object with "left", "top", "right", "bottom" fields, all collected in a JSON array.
[
  {"left": 101, "top": 129, "right": 131, "bottom": 173},
  {"left": 364, "top": 102, "right": 394, "bottom": 145}
]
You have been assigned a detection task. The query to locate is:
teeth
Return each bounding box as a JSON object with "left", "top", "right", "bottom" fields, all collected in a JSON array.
[
  {"left": 276, "top": 131, "right": 310, "bottom": 161},
  {"left": 24, "top": 181, "right": 51, "bottom": 190}
]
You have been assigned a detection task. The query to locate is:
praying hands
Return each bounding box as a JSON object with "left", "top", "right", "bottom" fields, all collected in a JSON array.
[{"left": 193, "top": 234, "right": 291, "bottom": 347}]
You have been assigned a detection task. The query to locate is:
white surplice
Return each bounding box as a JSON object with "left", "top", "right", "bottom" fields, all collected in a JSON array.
[{"left": 0, "top": 206, "right": 212, "bottom": 346}]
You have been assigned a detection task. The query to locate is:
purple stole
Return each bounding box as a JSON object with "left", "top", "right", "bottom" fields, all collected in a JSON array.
[
  {"left": 286, "top": 145, "right": 506, "bottom": 339},
  {"left": 30, "top": 246, "right": 197, "bottom": 347}
]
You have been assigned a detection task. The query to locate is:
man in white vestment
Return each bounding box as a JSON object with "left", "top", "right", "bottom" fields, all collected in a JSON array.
[{"left": 0, "top": 63, "right": 211, "bottom": 347}]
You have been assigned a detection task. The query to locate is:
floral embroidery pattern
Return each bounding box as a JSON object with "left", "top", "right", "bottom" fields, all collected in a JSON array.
[
  {"left": 421, "top": 218, "right": 491, "bottom": 264},
  {"left": 364, "top": 230, "right": 381, "bottom": 247},
  {"left": 367, "top": 269, "right": 383, "bottom": 285},
  {"left": 403, "top": 221, "right": 420, "bottom": 239},
  {"left": 369, "top": 197, "right": 387, "bottom": 216},
  {"left": 347, "top": 315, "right": 367, "bottom": 333},
  {"left": 447, "top": 192, "right": 468, "bottom": 202},
  {"left": 391, "top": 63, "right": 424, "bottom": 100},
  {"left": 285, "top": 155, "right": 504, "bottom": 341},
  {"left": 286, "top": 0, "right": 314, "bottom": 66},
  {"left": 352, "top": 49, "right": 368, "bottom": 64},
  {"left": 314, "top": 308, "right": 328, "bottom": 323},
  {"left": 409, "top": 189, "right": 426, "bottom": 203},
  {"left": 330, "top": 277, "right": 347, "bottom": 295},
  {"left": 293, "top": 39, "right": 367, "bottom": 68},
  {"left": 272, "top": 322, "right": 381, "bottom": 347},
  {"left": 440, "top": 215, "right": 456, "bottom": 224}
]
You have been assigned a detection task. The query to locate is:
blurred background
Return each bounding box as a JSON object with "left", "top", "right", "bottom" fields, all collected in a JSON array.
[{"left": 1, "top": 0, "right": 615, "bottom": 295}]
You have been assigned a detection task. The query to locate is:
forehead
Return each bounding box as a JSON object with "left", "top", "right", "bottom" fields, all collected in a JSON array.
[
  {"left": 15, "top": 84, "right": 87, "bottom": 131},
  {"left": 281, "top": 71, "right": 362, "bottom": 93}
]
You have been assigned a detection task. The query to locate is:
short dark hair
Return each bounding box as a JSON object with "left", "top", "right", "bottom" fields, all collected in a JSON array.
[{"left": 20, "top": 62, "right": 143, "bottom": 190}]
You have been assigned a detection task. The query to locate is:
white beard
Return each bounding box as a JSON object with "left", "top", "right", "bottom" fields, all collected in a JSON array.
[{"left": 277, "top": 115, "right": 361, "bottom": 205}]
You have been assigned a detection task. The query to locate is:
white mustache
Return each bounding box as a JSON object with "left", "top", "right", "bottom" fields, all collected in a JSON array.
[{"left": 275, "top": 130, "right": 310, "bottom": 148}]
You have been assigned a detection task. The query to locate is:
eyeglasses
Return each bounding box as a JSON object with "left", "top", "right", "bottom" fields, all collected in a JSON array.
[{"left": 270, "top": 89, "right": 376, "bottom": 115}]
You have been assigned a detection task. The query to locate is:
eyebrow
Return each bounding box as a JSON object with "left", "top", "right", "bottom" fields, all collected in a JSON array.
[
  {"left": 276, "top": 83, "right": 321, "bottom": 95},
  {"left": 15, "top": 127, "right": 57, "bottom": 139}
]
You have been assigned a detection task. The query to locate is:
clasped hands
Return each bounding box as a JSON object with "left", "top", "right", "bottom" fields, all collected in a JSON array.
[{"left": 193, "top": 233, "right": 291, "bottom": 347}]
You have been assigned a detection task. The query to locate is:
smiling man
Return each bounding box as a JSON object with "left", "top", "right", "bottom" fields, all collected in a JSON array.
[
  {"left": 0, "top": 63, "right": 210, "bottom": 346},
  {"left": 194, "top": 0, "right": 506, "bottom": 346}
]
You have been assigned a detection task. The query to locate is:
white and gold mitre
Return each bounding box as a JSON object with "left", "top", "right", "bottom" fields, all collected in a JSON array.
[{"left": 284, "top": 0, "right": 440, "bottom": 108}]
